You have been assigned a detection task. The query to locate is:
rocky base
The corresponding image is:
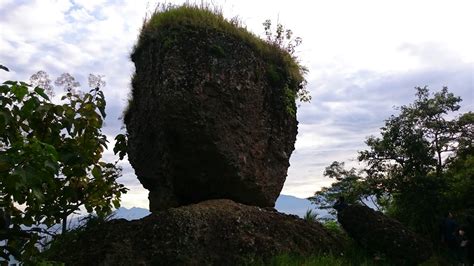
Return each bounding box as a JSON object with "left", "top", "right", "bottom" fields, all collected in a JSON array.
[{"left": 48, "top": 200, "right": 341, "bottom": 265}]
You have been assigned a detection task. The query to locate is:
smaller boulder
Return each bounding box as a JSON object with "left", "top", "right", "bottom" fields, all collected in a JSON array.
[{"left": 338, "top": 205, "right": 432, "bottom": 265}]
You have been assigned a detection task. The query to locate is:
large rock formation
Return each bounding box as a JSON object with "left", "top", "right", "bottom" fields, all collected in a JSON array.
[
  {"left": 337, "top": 205, "right": 432, "bottom": 265},
  {"left": 47, "top": 200, "right": 342, "bottom": 265},
  {"left": 44, "top": 7, "right": 344, "bottom": 265},
  {"left": 124, "top": 7, "right": 303, "bottom": 211}
]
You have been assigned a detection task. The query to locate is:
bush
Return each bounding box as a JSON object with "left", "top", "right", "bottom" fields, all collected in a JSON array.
[{"left": 0, "top": 67, "right": 127, "bottom": 262}]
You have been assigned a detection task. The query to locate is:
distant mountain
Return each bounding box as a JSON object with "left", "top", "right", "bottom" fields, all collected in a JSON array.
[
  {"left": 275, "top": 194, "right": 331, "bottom": 219},
  {"left": 111, "top": 195, "right": 331, "bottom": 221},
  {"left": 113, "top": 207, "right": 151, "bottom": 221}
]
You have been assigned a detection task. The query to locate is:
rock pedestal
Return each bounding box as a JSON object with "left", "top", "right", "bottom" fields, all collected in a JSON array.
[{"left": 48, "top": 200, "right": 341, "bottom": 265}]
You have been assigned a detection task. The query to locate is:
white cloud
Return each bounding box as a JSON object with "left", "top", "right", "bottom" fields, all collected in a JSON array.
[
  {"left": 118, "top": 184, "right": 149, "bottom": 209},
  {"left": 0, "top": 0, "right": 73, "bottom": 42},
  {"left": 72, "top": 0, "right": 108, "bottom": 12},
  {"left": 0, "top": 0, "right": 14, "bottom": 6},
  {"left": 69, "top": 6, "right": 95, "bottom": 22}
]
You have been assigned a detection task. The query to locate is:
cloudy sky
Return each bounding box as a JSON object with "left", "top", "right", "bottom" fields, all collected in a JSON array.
[{"left": 1, "top": 0, "right": 473, "bottom": 209}]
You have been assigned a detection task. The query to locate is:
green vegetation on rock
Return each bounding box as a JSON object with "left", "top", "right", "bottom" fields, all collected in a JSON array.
[{"left": 133, "top": 4, "right": 309, "bottom": 116}]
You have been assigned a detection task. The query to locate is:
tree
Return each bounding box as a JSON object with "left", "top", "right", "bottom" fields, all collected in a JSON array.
[
  {"left": 309, "top": 161, "right": 377, "bottom": 217},
  {"left": 0, "top": 67, "right": 128, "bottom": 262},
  {"left": 359, "top": 87, "right": 467, "bottom": 186},
  {"left": 357, "top": 87, "right": 472, "bottom": 234},
  {"left": 443, "top": 112, "right": 474, "bottom": 211},
  {"left": 312, "top": 87, "right": 473, "bottom": 236}
]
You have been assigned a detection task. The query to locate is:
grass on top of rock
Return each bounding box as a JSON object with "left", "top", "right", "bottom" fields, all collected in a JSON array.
[{"left": 134, "top": 3, "right": 308, "bottom": 104}]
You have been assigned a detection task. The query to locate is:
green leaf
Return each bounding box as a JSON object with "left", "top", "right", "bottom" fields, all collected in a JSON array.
[
  {"left": 0, "top": 111, "right": 10, "bottom": 125},
  {"left": 0, "top": 95, "right": 13, "bottom": 105},
  {"left": 11, "top": 83, "right": 29, "bottom": 101},
  {"left": 72, "top": 167, "right": 86, "bottom": 177},
  {"left": 111, "top": 199, "right": 120, "bottom": 209},
  {"left": 44, "top": 160, "right": 58, "bottom": 173},
  {"left": 41, "top": 142, "right": 59, "bottom": 161},
  {"left": 114, "top": 134, "right": 127, "bottom": 155},
  {"left": 59, "top": 150, "right": 76, "bottom": 164},
  {"left": 97, "top": 98, "right": 106, "bottom": 118},
  {"left": 53, "top": 105, "right": 64, "bottom": 116},
  {"left": 32, "top": 189, "right": 44, "bottom": 201},
  {"left": 83, "top": 102, "right": 95, "bottom": 112},
  {"left": 3, "top": 80, "right": 17, "bottom": 86},
  {"left": 64, "top": 107, "right": 75, "bottom": 119},
  {"left": 0, "top": 160, "right": 10, "bottom": 172},
  {"left": 34, "top": 87, "right": 49, "bottom": 100},
  {"left": 21, "top": 98, "right": 38, "bottom": 117},
  {"left": 92, "top": 165, "right": 102, "bottom": 179},
  {"left": 0, "top": 84, "right": 9, "bottom": 94},
  {"left": 99, "top": 105, "right": 106, "bottom": 118}
]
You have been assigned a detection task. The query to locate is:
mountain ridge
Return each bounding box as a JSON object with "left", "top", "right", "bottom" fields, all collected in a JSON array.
[{"left": 113, "top": 194, "right": 330, "bottom": 220}]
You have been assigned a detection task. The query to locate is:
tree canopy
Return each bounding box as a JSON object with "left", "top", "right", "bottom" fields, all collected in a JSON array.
[
  {"left": 0, "top": 68, "right": 127, "bottom": 262},
  {"left": 312, "top": 86, "right": 473, "bottom": 237}
]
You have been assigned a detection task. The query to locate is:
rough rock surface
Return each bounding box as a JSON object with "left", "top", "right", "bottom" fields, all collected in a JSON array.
[
  {"left": 48, "top": 200, "right": 341, "bottom": 265},
  {"left": 337, "top": 205, "right": 432, "bottom": 265},
  {"left": 124, "top": 17, "right": 299, "bottom": 211}
]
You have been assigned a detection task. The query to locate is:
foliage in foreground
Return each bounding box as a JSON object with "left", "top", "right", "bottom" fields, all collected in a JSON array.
[
  {"left": 40, "top": 213, "right": 114, "bottom": 263},
  {"left": 0, "top": 68, "right": 128, "bottom": 262},
  {"left": 303, "top": 209, "right": 318, "bottom": 222}
]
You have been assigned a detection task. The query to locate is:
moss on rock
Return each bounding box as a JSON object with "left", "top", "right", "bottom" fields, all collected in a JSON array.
[{"left": 129, "top": 4, "right": 305, "bottom": 117}]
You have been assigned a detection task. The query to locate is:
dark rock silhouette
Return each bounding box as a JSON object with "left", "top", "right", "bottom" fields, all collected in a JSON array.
[
  {"left": 47, "top": 200, "right": 342, "bottom": 265},
  {"left": 124, "top": 8, "right": 301, "bottom": 211},
  {"left": 337, "top": 205, "right": 432, "bottom": 265}
]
